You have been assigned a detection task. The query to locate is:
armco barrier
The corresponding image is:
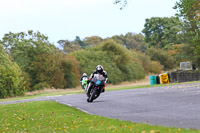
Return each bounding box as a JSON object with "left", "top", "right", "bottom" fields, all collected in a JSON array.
[{"left": 169, "top": 70, "right": 200, "bottom": 83}]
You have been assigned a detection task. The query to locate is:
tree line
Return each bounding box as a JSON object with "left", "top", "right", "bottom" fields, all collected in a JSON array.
[{"left": 0, "top": 0, "right": 199, "bottom": 98}]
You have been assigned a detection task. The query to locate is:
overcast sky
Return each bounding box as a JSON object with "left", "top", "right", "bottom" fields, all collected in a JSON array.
[{"left": 0, "top": 0, "right": 178, "bottom": 47}]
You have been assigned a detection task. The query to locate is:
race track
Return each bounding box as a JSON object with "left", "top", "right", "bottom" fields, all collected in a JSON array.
[
  {"left": 55, "top": 83, "right": 200, "bottom": 129},
  {"left": 1, "top": 83, "right": 200, "bottom": 129}
]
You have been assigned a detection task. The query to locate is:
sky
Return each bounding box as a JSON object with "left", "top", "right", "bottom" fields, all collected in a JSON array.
[{"left": 0, "top": 0, "right": 178, "bottom": 47}]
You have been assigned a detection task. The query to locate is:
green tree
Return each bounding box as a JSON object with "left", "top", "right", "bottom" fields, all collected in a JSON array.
[
  {"left": 111, "top": 33, "right": 147, "bottom": 52},
  {"left": 74, "top": 36, "right": 87, "bottom": 48},
  {"left": 58, "top": 39, "right": 81, "bottom": 53},
  {"left": 146, "top": 48, "right": 176, "bottom": 70},
  {"left": 131, "top": 50, "right": 162, "bottom": 74},
  {"left": 58, "top": 36, "right": 87, "bottom": 53},
  {"left": 142, "top": 17, "right": 183, "bottom": 48},
  {"left": 73, "top": 49, "right": 123, "bottom": 84},
  {"left": 0, "top": 44, "right": 27, "bottom": 98},
  {"left": 174, "top": 0, "right": 200, "bottom": 66},
  {"left": 174, "top": 0, "right": 200, "bottom": 32},
  {"left": 83, "top": 36, "right": 103, "bottom": 47},
  {"left": 32, "top": 53, "right": 80, "bottom": 90},
  {"left": 73, "top": 40, "right": 145, "bottom": 84},
  {"left": 99, "top": 40, "right": 146, "bottom": 81},
  {"left": 124, "top": 33, "right": 147, "bottom": 52},
  {"left": 1, "top": 30, "right": 57, "bottom": 87},
  {"left": 1, "top": 30, "right": 56, "bottom": 70}
]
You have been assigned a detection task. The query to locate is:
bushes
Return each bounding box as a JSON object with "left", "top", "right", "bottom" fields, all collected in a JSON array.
[
  {"left": 32, "top": 53, "right": 80, "bottom": 90},
  {"left": 32, "top": 53, "right": 66, "bottom": 89},
  {"left": 149, "top": 61, "right": 163, "bottom": 74},
  {"left": 61, "top": 55, "right": 80, "bottom": 88},
  {"left": 73, "top": 50, "right": 123, "bottom": 84},
  {"left": 146, "top": 48, "right": 176, "bottom": 70},
  {"left": 0, "top": 45, "right": 27, "bottom": 98},
  {"left": 99, "top": 40, "right": 145, "bottom": 81},
  {"left": 0, "top": 34, "right": 167, "bottom": 97},
  {"left": 119, "top": 62, "right": 145, "bottom": 81},
  {"left": 32, "top": 82, "right": 50, "bottom": 91},
  {"left": 1, "top": 31, "right": 57, "bottom": 90},
  {"left": 99, "top": 40, "right": 132, "bottom": 67},
  {"left": 0, "top": 63, "right": 26, "bottom": 98},
  {"left": 132, "top": 51, "right": 162, "bottom": 74},
  {"left": 73, "top": 40, "right": 146, "bottom": 84}
]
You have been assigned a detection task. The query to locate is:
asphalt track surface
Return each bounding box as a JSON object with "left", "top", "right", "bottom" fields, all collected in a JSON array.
[{"left": 1, "top": 83, "right": 200, "bottom": 129}]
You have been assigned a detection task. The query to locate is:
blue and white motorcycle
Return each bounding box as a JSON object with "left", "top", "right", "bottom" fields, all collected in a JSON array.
[{"left": 87, "top": 74, "right": 105, "bottom": 102}]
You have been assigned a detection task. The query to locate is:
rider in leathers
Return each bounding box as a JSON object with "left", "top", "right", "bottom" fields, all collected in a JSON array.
[{"left": 86, "top": 65, "right": 107, "bottom": 97}]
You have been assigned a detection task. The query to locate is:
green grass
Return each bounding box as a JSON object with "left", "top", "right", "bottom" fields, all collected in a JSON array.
[
  {"left": 0, "top": 101, "right": 199, "bottom": 133},
  {"left": 1, "top": 80, "right": 200, "bottom": 102}
]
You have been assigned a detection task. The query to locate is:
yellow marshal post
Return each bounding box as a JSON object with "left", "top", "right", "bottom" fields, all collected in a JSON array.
[{"left": 159, "top": 73, "right": 170, "bottom": 84}]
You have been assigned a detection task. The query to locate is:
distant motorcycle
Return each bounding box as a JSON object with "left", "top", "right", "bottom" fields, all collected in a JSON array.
[
  {"left": 81, "top": 77, "right": 88, "bottom": 90},
  {"left": 87, "top": 74, "right": 105, "bottom": 102}
]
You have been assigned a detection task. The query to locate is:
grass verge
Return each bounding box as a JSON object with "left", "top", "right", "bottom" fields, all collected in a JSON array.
[{"left": 0, "top": 101, "right": 199, "bottom": 133}]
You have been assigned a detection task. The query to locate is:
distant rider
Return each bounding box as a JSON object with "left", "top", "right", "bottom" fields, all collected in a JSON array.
[
  {"left": 80, "top": 73, "right": 88, "bottom": 90},
  {"left": 86, "top": 65, "right": 108, "bottom": 96}
]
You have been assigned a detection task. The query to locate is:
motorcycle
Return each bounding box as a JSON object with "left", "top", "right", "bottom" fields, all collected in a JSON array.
[
  {"left": 87, "top": 74, "right": 105, "bottom": 102},
  {"left": 81, "top": 77, "right": 88, "bottom": 90}
]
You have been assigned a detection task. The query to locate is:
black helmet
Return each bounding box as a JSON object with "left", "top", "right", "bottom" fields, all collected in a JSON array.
[{"left": 96, "top": 65, "right": 103, "bottom": 73}]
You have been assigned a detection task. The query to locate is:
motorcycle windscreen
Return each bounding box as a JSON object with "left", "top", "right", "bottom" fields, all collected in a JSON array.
[{"left": 96, "top": 80, "right": 101, "bottom": 85}]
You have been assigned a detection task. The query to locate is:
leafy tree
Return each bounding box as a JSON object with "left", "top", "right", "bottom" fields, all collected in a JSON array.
[
  {"left": 111, "top": 33, "right": 147, "bottom": 52},
  {"left": 146, "top": 48, "right": 176, "bottom": 70},
  {"left": 99, "top": 40, "right": 146, "bottom": 81},
  {"left": 1, "top": 30, "right": 56, "bottom": 70},
  {"left": 73, "top": 40, "right": 145, "bottom": 84},
  {"left": 111, "top": 34, "right": 125, "bottom": 46},
  {"left": 73, "top": 50, "right": 123, "bottom": 84},
  {"left": 142, "top": 17, "right": 183, "bottom": 48},
  {"left": 167, "top": 44, "right": 190, "bottom": 65},
  {"left": 61, "top": 55, "right": 80, "bottom": 88},
  {"left": 32, "top": 53, "right": 80, "bottom": 90},
  {"left": 124, "top": 33, "right": 147, "bottom": 52},
  {"left": 0, "top": 44, "right": 27, "bottom": 98},
  {"left": 58, "top": 36, "right": 87, "bottom": 53},
  {"left": 174, "top": 0, "right": 200, "bottom": 66},
  {"left": 58, "top": 39, "right": 81, "bottom": 53},
  {"left": 32, "top": 53, "right": 65, "bottom": 89},
  {"left": 74, "top": 36, "right": 87, "bottom": 48},
  {"left": 99, "top": 39, "right": 132, "bottom": 68},
  {"left": 131, "top": 50, "right": 162, "bottom": 74},
  {"left": 83, "top": 36, "right": 103, "bottom": 47},
  {"left": 0, "top": 30, "right": 57, "bottom": 87},
  {"left": 174, "top": 0, "right": 200, "bottom": 32}
]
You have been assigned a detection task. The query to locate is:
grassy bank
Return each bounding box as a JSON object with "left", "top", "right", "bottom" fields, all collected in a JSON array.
[{"left": 0, "top": 101, "right": 199, "bottom": 133}]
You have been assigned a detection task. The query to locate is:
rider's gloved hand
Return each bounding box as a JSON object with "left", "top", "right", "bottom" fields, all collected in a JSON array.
[{"left": 87, "top": 77, "right": 92, "bottom": 84}]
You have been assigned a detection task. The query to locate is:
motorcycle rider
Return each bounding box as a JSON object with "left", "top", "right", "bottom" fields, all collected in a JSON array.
[
  {"left": 86, "top": 65, "right": 107, "bottom": 96},
  {"left": 80, "top": 73, "right": 88, "bottom": 90}
]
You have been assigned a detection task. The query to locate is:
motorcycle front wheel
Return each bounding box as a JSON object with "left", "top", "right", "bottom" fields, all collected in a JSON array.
[{"left": 87, "top": 88, "right": 97, "bottom": 102}]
